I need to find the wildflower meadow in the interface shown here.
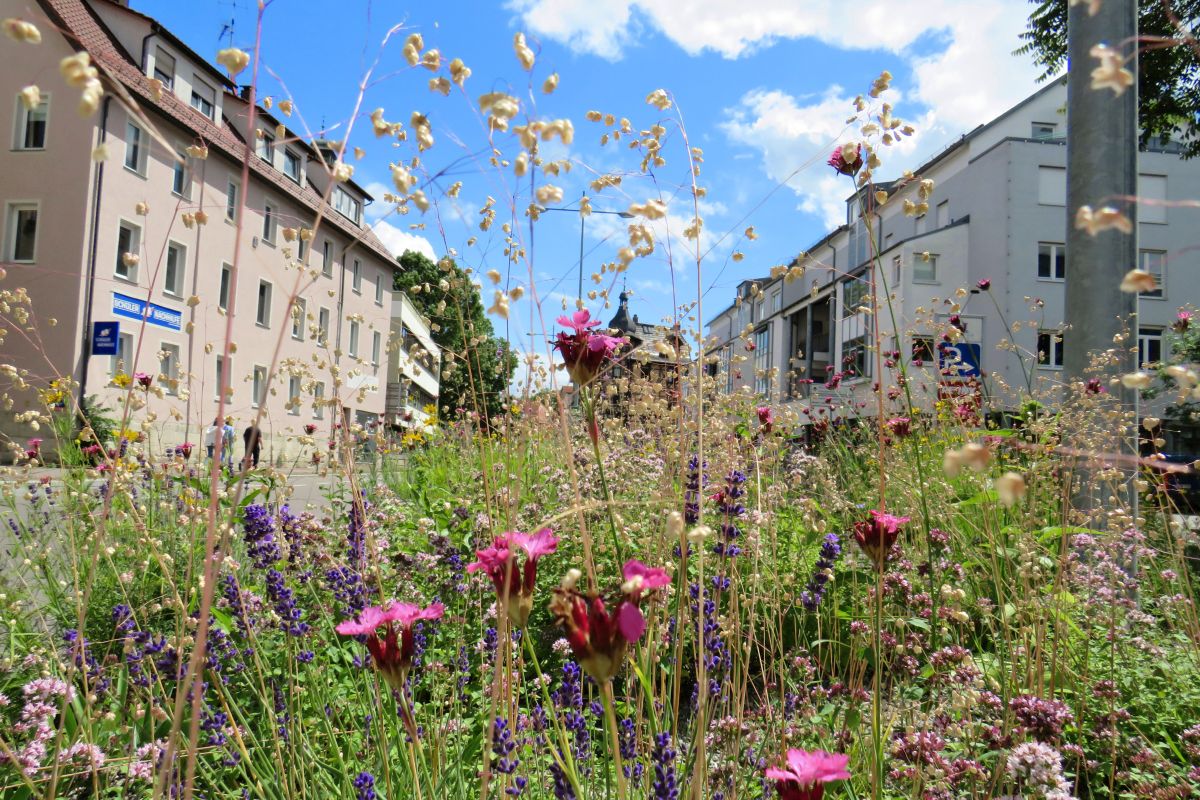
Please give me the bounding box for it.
[2,4,1200,800]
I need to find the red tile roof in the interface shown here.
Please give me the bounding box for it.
[37,0,399,266]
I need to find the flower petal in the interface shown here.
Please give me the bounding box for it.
[615,601,646,642]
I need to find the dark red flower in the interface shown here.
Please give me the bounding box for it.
[853,510,910,571]
[757,405,774,434]
[467,529,558,627]
[551,309,626,385]
[336,602,444,691]
[977,279,991,291]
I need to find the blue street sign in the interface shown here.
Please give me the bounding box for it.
[111,292,182,331]
[92,321,119,356]
[939,342,981,377]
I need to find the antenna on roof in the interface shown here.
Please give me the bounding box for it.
[218,18,235,47]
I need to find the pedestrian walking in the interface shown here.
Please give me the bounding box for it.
[221,417,235,469]
[243,424,262,469]
[204,418,218,460]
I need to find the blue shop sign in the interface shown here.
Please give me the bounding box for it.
[112,292,182,331]
[92,321,119,355]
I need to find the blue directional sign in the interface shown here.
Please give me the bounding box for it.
[111,292,182,331]
[939,342,981,377]
[92,321,119,356]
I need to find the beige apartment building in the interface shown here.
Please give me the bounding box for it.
[0,0,401,463]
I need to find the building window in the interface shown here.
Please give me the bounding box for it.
[226,180,240,221]
[115,221,140,282]
[322,240,333,277]
[1037,242,1066,281]
[1037,166,1066,206]
[283,149,301,183]
[190,80,215,120]
[936,201,949,228]
[258,131,274,163]
[153,47,175,87]
[1139,174,1167,224]
[112,331,134,376]
[842,275,869,316]
[318,307,330,342]
[313,381,325,419]
[770,290,780,315]
[219,263,232,311]
[125,120,147,174]
[911,336,935,364]
[1037,330,1064,369]
[4,202,38,263]
[256,280,272,327]
[291,297,306,339]
[262,201,276,243]
[371,331,381,365]
[1032,122,1057,140]
[913,253,938,283]
[252,365,267,408]
[214,354,228,399]
[892,254,902,286]
[333,187,361,224]
[159,342,180,393]
[844,335,869,379]
[1138,327,1163,367]
[287,375,301,414]
[352,259,362,293]
[171,149,190,198]
[375,273,384,305]
[753,327,771,395]
[15,94,48,150]
[349,320,360,358]
[164,240,186,296]
[1138,249,1165,298]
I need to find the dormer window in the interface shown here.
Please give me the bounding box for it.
[333,186,361,225]
[190,79,215,120]
[1032,122,1057,140]
[153,47,175,88]
[258,131,275,163]
[283,148,301,183]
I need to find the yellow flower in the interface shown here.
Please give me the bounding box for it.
[113,373,132,388]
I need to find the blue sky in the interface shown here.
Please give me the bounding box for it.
[135,0,1043,384]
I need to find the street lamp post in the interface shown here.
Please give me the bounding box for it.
[536,191,634,307]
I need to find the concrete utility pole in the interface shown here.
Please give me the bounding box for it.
[1064,0,1139,511]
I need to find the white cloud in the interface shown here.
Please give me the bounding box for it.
[512,0,1043,225]
[372,220,437,261]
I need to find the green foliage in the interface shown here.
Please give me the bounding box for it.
[393,250,517,425]
[1019,0,1200,156]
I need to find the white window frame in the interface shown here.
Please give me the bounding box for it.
[153,47,175,88]
[313,381,325,419]
[1037,242,1066,282]
[4,201,39,263]
[333,186,361,224]
[112,331,134,377]
[226,180,240,221]
[159,342,180,394]
[164,240,186,297]
[1139,249,1166,299]
[124,119,148,176]
[843,334,871,379]
[115,219,141,283]
[258,131,275,164]
[219,263,233,311]
[1037,166,1066,206]
[321,240,333,278]
[936,200,949,228]
[913,253,938,284]
[753,326,771,395]
[287,375,301,414]
[348,320,360,358]
[291,297,306,340]
[171,146,190,199]
[214,354,229,399]
[352,258,362,293]
[1031,122,1057,140]
[375,272,384,305]
[262,199,277,244]
[190,79,216,120]
[1037,330,1064,370]
[283,148,301,183]
[371,330,381,366]
[13,93,48,151]
[318,307,330,342]
[1138,326,1164,368]
[256,280,273,327]
[1138,174,1168,224]
[251,365,268,408]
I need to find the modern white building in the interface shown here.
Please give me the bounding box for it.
[707,77,1197,442]
[0,0,405,462]
[386,292,441,430]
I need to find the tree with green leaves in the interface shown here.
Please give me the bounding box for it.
[393,250,517,425]
[1019,0,1200,156]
